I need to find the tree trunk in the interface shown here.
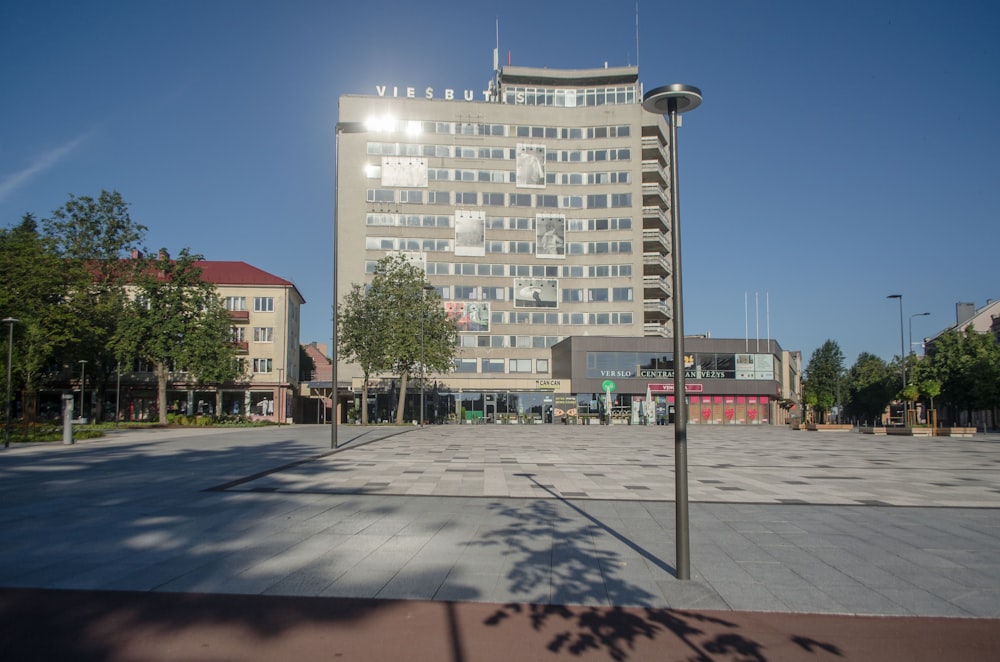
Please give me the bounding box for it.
[156,362,169,425]
[394,370,409,425]
[361,377,369,426]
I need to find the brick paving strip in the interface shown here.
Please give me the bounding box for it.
[2,587,998,661]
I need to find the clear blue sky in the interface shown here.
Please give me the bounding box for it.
[2,1,998,367]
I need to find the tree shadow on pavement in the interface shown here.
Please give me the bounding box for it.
[476,476,843,661]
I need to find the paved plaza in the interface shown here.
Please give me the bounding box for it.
[1,423,999,659]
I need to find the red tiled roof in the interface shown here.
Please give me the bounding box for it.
[301,343,332,382]
[194,261,305,303]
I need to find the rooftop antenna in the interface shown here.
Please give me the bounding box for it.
[635,1,640,69]
[489,18,500,102]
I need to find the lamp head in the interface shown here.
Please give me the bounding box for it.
[642,84,703,115]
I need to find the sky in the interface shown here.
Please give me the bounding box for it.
[2,0,998,367]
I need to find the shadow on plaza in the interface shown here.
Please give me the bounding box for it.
[473,475,843,661]
[0,433,843,661]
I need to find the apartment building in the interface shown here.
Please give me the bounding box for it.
[54,260,305,423]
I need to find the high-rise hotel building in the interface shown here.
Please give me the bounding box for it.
[336,65,800,424]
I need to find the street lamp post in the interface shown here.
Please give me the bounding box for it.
[887,295,905,425]
[78,360,88,423]
[332,120,370,448]
[3,317,18,449]
[909,312,930,357]
[420,284,435,427]
[276,367,284,427]
[643,83,703,581]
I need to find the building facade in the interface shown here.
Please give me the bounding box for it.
[47,260,305,424]
[335,65,798,424]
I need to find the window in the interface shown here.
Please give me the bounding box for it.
[224,296,246,311]
[454,286,476,300]
[483,359,505,373]
[253,327,273,343]
[536,359,549,373]
[253,358,272,373]
[454,359,478,373]
[510,358,532,373]
[254,297,274,312]
[587,194,608,209]
[230,327,245,342]
[613,287,633,302]
[588,288,609,302]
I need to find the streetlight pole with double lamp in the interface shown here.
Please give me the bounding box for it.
[78,360,88,422]
[276,367,284,427]
[3,317,18,449]
[420,284,435,427]
[332,120,371,448]
[909,312,930,357]
[642,83,703,581]
[886,295,905,425]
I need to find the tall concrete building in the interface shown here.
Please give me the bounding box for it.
[335,64,797,424]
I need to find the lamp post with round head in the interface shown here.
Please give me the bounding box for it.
[642,83,702,580]
[3,317,18,449]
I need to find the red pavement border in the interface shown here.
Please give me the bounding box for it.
[1,588,997,661]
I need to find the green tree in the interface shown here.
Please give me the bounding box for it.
[0,215,88,420]
[925,326,1000,425]
[919,379,942,422]
[802,339,844,423]
[112,249,243,424]
[42,190,149,420]
[338,282,388,426]
[343,254,458,425]
[843,352,894,424]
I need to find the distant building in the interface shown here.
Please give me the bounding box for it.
[924,299,1000,430]
[335,63,800,424]
[925,300,1000,346]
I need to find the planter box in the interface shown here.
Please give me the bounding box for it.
[858,427,887,435]
[935,427,977,437]
[807,424,854,431]
[886,427,934,436]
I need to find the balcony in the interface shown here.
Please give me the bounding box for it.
[232,341,249,353]
[642,206,670,231]
[228,310,250,322]
[643,298,672,321]
[643,322,671,338]
[641,159,668,186]
[642,252,671,277]
[642,183,669,209]
[642,229,669,254]
[643,275,671,298]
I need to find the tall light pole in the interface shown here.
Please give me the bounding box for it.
[78,360,88,422]
[276,367,284,427]
[909,312,930,357]
[332,120,370,448]
[3,317,18,449]
[643,83,702,581]
[887,295,905,425]
[420,284,435,427]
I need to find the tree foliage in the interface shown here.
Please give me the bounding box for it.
[0,215,88,418]
[924,326,1000,422]
[338,254,458,425]
[112,249,243,424]
[802,340,844,422]
[42,190,149,419]
[842,352,894,423]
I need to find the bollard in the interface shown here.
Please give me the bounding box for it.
[62,393,74,445]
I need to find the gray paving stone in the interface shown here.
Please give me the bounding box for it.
[1,424,998,618]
